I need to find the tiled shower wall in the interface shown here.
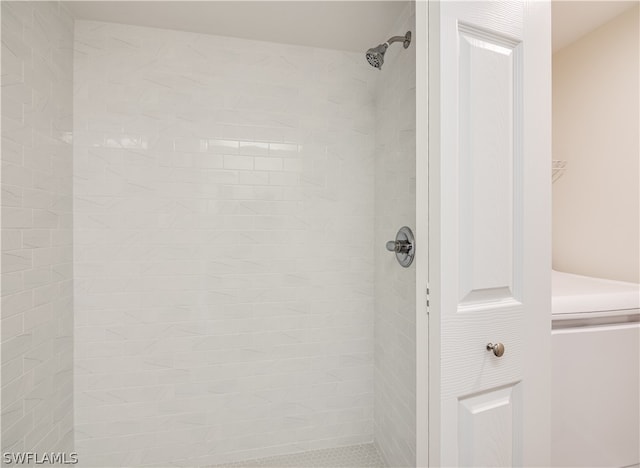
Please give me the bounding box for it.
[373,4,417,467]
[73,21,376,466]
[1,0,74,455]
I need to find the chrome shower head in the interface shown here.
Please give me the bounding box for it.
[366,43,388,69]
[365,31,412,70]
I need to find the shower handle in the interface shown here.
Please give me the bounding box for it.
[386,240,411,253]
[385,226,415,267]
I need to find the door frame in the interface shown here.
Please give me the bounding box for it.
[415,1,430,467]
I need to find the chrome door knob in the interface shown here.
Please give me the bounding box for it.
[486,342,505,357]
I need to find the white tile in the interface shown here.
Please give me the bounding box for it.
[254,157,282,172]
[1,184,22,207]
[239,141,269,156]
[2,230,22,251]
[269,172,299,186]
[208,139,239,154]
[223,154,254,171]
[373,6,417,468]
[1,250,33,273]
[2,208,33,229]
[22,230,51,248]
[72,18,379,466]
[1,0,74,456]
[238,171,269,186]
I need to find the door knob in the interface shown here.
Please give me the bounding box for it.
[486,342,505,357]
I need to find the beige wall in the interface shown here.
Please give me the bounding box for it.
[553,5,639,283]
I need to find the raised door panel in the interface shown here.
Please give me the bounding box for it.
[458,383,522,467]
[458,24,522,307]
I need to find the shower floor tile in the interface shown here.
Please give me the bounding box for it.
[213,443,385,468]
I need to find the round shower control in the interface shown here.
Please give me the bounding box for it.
[385,226,415,268]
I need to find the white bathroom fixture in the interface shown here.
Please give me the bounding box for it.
[551,270,640,467]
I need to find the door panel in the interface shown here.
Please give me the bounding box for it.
[458,383,521,467]
[429,2,551,466]
[458,24,521,305]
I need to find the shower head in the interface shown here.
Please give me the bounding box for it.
[366,43,388,69]
[365,31,411,70]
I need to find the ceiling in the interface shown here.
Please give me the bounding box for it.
[552,0,638,52]
[64,1,408,53]
[64,0,638,54]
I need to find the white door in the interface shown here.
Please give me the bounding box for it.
[428,1,552,466]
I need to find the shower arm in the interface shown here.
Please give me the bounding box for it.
[386,32,412,49]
